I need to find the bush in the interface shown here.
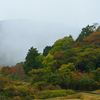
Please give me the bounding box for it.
[71,76,95,90]
[12,96,21,100]
[0,95,5,100]
[66,89,75,94]
[0,77,5,90]
[92,81,100,90]
[42,84,61,90]
[4,86,15,98]
[33,81,46,91]
[0,77,13,91]
[21,96,32,100]
[7,74,15,80]
[18,87,27,97]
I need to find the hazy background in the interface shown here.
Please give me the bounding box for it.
[0,0,100,66]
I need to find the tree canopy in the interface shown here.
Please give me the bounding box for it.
[49,36,74,55]
[23,47,40,75]
[76,24,95,42]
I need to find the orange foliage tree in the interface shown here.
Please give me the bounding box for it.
[71,32,100,48]
[1,66,25,76]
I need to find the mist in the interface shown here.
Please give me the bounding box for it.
[0,19,80,66]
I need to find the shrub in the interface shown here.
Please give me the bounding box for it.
[18,87,27,97]
[80,76,95,90]
[66,89,75,94]
[7,74,15,80]
[0,77,6,90]
[71,76,95,90]
[42,84,61,90]
[12,96,21,100]
[0,77,13,91]
[33,81,46,91]
[21,96,32,100]
[4,86,15,98]
[92,81,100,90]
[0,95,5,100]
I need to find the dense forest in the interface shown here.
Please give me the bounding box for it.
[0,23,100,99]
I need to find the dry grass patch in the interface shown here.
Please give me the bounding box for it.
[41,92,100,100]
[65,92,100,100]
[91,89,100,93]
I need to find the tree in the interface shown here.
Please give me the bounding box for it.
[83,32,100,45]
[72,32,100,48]
[42,53,57,72]
[43,46,53,57]
[49,37,74,55]
[58,63,75,89]
[35,55,44,68]
[28,68,49,84]
[68,35,73,38]
[97,26,100,32]
[92,68,100,82]
[59,63,75,74]
[23,47,40,75]
[76,25,95,42]
[15,62,24,67]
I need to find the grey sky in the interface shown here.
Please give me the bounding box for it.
[0,0,100,28]
[0,0,100,66]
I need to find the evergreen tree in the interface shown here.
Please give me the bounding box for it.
[23,47,40,75]
[43,46,53,56]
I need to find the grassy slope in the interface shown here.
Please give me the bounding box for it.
[34,91,100,100]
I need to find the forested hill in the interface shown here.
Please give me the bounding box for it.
[21,24,100,76]
[1,24,100,99]
[20,23,100,92]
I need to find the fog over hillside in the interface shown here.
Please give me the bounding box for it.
[0,19,80,66]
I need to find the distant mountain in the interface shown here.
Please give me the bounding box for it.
[0,19,80,66]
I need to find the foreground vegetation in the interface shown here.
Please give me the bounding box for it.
[0,76,75,99]
[0,23,100,99]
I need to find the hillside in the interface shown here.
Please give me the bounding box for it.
[0,24,100,99]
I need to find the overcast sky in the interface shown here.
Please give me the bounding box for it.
[0,0,100,29]
[0,0,100,66]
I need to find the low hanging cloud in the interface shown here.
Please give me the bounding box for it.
[0,19,80,66]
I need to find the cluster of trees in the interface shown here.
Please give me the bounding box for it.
[0,65,28,81]
[1,23,100,91]
[20,23,100,90]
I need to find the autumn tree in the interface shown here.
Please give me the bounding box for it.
[1,66,10,76]
[76,24,95,42]
[53,51,64,69]
[72,31,100,48]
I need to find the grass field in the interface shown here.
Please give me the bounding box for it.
[34,91,100,100]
